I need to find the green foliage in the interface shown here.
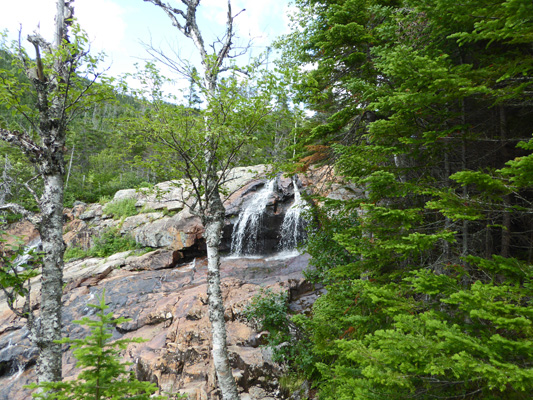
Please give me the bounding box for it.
[64,246,90,262]
[64,228,145,261]
[244,289,315,373]
[89,229,144,258]
[118,61,280,202]
[278,0,533,398]
[245,288,289,334]
[27,291,164,399]
[0,232,40,314]
[313,264,533,400]
[244,288,296,365]
[98,195,112,205]
[103,198,139,219]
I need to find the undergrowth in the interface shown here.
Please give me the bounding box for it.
[64,228,147,261]
[244,288,315,388]
[103,198,138,219]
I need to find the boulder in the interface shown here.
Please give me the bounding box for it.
[63,219,93,249]
[0,220,39,250]
[133,214,204,253]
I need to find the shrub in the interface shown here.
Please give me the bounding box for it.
[90,228,141,258]
[64,228,146,261]
[103,198,138,219]
[98,195,112,205]
[64,246,88,261]
[244,288,289,333]
[244,288,316,385]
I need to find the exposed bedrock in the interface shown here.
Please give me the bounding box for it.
[0,165,356,399]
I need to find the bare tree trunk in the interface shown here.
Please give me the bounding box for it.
[37,172,65,383]
[442,149,452,267]
[34,0,69,381]
[204,189,240,400]
[143,2,243,397]
[65,144,75,190]
[461,100,469,256]
[0,0,78,384]
[203,77,240,400]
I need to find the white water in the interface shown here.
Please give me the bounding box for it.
[278,182,309,252]
[230,180,275,256]
[12,237,41,272]
[266,249,301,261]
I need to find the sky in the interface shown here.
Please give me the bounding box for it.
[0,0,292,84]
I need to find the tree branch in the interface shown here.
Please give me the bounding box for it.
[0,203,41,225]
[0,128,43,161]
[24,175,42,206]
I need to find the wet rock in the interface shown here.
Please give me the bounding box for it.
[0,164,357,399]
[0,250,318,399]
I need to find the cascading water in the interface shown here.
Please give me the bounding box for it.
[230,180,275,256]
[278,181,309,252]
[12,237,42,272]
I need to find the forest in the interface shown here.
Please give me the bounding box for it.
[1,0,532,399]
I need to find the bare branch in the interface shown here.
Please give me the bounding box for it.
[141,38,194,80]
[27,33,52,55]
[0,203,41,225]
[0,128,43,161]
[24,175,42,206]
[212,0,234,78]
[144,0,208,70]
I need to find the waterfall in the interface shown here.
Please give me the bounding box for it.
[13,237,42,272]
[230,180,275,256]
[279,182,309,252]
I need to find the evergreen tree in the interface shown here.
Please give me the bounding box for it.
[279,0,533,398]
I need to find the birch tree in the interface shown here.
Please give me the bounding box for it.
[140,1,271,398]
[0,0,111,384]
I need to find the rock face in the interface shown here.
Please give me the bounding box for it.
[0,165,354,399]
[0,251,314,400]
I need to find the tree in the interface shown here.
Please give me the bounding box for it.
[29,291,163,400]
[134,1,275,398]
[278,0,533,398]
[0,0,112,384]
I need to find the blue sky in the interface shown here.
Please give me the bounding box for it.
[0,0,292,81]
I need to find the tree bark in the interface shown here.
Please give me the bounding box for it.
[203,75,240,400]
[499,105,511,257]
[144,2,242,397]
[204,189,240,400]
[31,0,71,382]
[36,172,65,383]
[461,100,469,256]
[0,0,74,384]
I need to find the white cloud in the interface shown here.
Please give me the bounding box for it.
[0,0,56,41]
[0,0,288,81]
[76,0,127,54]
[0,0,126,55]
